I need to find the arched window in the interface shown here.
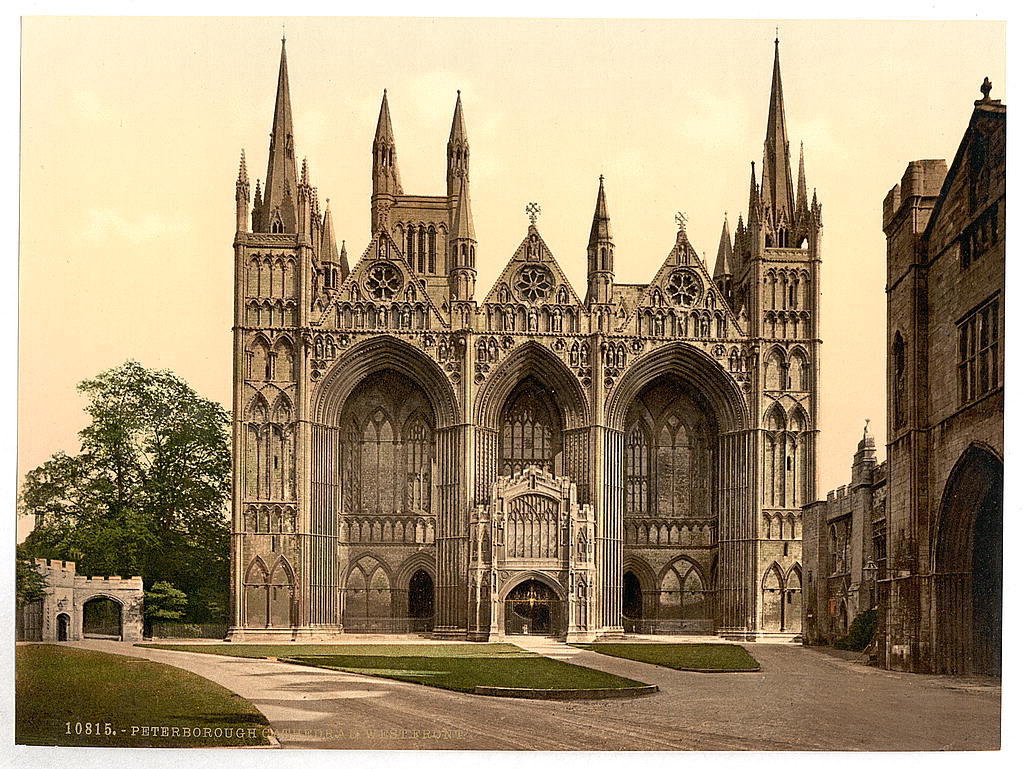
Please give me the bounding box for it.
[893,332,907,429]
[499,377,562,476]
[659,559,709,621]
[624,424,650,514]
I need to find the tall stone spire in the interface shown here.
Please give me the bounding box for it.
[371,89,402,232]
[586,175,614,305]
[447,91,469,198]
[260,37,299,233]
[760,37,796,233]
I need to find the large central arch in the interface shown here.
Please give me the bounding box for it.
[473,341,590,506]
[474,340,589,431]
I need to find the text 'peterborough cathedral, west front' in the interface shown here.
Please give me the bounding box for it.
[230,38,821,641]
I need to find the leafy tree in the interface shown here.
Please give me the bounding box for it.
[19,361,231,623]
[15,546,48,606]
[835,609,878,652]
[144,581,188,623]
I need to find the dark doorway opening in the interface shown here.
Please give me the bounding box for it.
[408,569,435,632]
[56,612,70,641]
[82,597,122,640]
[623,571,643,631]
[971,469,1002,676]
[505,579,561,636]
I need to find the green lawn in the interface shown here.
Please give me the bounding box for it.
[16,645,271,747]
[140,642,649,693]
[573,643,760,671]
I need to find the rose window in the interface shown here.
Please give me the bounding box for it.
[365,262,402,300]
[515,265,554,303]
[665,269,702,307]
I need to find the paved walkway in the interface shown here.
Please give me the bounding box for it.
[69,637,1000,751]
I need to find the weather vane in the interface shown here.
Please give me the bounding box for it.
[526,202,541,226]
[675,211,688,231]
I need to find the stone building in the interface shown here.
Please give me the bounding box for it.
[15,559,144,642]
[228,38,821,641]
[878,80,1004,675]
[802,424,887,646]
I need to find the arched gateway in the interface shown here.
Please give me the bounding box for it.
[228,39,819,642]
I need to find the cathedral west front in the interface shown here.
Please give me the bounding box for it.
[229,37,821,642]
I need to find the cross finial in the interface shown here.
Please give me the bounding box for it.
[526,202,541,226]
[675,211,688,231]
[282,23,286,43]
[775,26,779,45]
[864,418,871,437]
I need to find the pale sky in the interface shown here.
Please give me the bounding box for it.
[18,17,1005,539]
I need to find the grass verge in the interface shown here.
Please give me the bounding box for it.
[16,644,271,747]
[139,642,649,693]
[572,643,760,671]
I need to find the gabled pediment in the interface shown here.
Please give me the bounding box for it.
[311,228,448,329]
[615,229,744,337]
[482,225,584,308]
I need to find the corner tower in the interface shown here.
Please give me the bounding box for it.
[723,37,821,638]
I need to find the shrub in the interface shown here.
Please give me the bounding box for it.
[834,609,878,651]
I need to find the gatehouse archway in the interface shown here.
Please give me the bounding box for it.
[56,612,70,641]
[82,596,122,640]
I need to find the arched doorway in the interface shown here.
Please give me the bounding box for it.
[623,571,643,621]
[82,597,122,640]
[505,579,562,636]
[935,446,1002,676]
[408,569,435,632]
[56,613,70,641]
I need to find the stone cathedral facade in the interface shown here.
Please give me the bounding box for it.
[228,38,821,642]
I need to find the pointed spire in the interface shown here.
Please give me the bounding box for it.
[447,91,470,198]
[261,37,299,232]
[300,156,310,187]
[374,88,396,145]
[237,149,249,186]
[761,37,796,225]
[372,89,402,202]
[588,175,613,248]
[747,161,761,224]
[449,90,467,145]
[339,239,350,280]
[796,141,808,213]
[714,213,733,278]
[451,172,476,241]
[320,199,339,263]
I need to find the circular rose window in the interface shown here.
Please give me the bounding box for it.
[665,269,703,307]
[365,262,402,300]
[515,265,554,303]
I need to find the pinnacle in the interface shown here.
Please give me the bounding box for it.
[714,214,733,278]
[375,89,395,145]
[588,175,612,247]
[451,173,476,241]
[449,90,468,145]
[237,149,248,184]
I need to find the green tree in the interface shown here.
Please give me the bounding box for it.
[144,580,188,622]
[15,546,48,606]
[19,361,231,623]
